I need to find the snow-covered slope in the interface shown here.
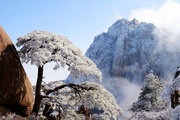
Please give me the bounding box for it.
[86,18,179,83]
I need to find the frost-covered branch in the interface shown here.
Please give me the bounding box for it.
[45,83,94,96]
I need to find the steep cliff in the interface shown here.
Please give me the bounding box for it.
[86,18,179,83]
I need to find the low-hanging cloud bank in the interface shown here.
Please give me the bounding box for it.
[101,77,141,110]
[118,78,141,109]
[130,0,180,31]
[129,0,180,52]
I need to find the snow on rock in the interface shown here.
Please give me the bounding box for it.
[172,78,180,91]
[172,105,180,120]
[84,18,180,111]
[16,30,102,82]
[86,18,179,83]
[162,79,180,106]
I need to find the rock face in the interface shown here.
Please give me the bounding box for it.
[0,26,34,116]
[86,18,179,83]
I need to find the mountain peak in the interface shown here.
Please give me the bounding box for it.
[86,18,178,83]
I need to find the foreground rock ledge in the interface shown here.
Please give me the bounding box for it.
[0,26,34,116]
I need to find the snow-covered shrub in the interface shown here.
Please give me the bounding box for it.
[131,70,166,112]
[129,109,171,120]
[77,82,123,120]
[40,81,123,120]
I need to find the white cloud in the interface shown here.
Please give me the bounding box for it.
[129,0,180,52]
[119,79,141,109]
[106,77,141,109]
[130,0,180,34]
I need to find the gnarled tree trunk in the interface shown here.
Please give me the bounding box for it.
[32,66,44,115]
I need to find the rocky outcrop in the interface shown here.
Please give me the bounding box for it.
[86,18,179,83]
[0,26,34,116]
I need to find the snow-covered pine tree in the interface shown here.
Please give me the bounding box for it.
[131,70,166,112]
[16,30,102,115]
[16,30,102,81]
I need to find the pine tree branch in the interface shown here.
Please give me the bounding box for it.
[45,83,94,96]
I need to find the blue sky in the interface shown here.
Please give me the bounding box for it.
[1,0,179,84]
[1,0,166,52]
